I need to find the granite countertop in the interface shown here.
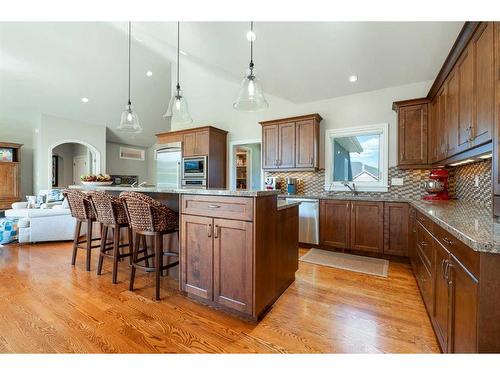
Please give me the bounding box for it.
[278,193,408,202]
[276,200,301,211]
[70,185,280,197]
[408,200,499,253]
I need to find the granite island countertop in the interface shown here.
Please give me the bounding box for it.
[70,185,280,197]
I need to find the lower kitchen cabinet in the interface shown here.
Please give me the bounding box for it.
[319,199,350,248]
[350,201,384,253]
[213,218,253,314]
[433,240,451,352]
[384,202,409,256]
[408,207,417,271]
[448,254,478,353]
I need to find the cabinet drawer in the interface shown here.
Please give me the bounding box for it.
[181,195,254,221]
[416,221,433,267]
[415,245,434,312]
[434,224,479,278]
[416,211,434,233]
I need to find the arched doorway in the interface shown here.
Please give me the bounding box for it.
[48,140,101,188]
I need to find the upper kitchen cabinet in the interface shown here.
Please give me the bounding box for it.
[392,98,429,168]
[260,114,322,171]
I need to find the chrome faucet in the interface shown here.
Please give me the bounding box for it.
[138,181,148,187]
[343,181,358,195]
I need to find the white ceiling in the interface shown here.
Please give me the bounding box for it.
[0,22,463,147]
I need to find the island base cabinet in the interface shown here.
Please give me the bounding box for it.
[213,219,253,315]
[180,215,214,300]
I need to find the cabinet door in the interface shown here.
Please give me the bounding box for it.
[472,22,494,147]
[436,86,447,161]
[350,201,384,253]
[433,241,451,353]
[458,45,474,152]
[428,98,438,163]
[408,207,418,273]
[213,219,253,314]
[446,69,460,157]
[180,214,214,300]
[383,202,408,256]
[398,104,428,165]
[319,199,350,248]
[278,122,296,168]
[195,130,209,155]
[262,125,279,169]
[0,163,19,200]
[449,256,478,353]
[182,133,197,157]
[295,120,317,168]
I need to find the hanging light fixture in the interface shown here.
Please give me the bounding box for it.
[233,21,269,112]
[117,21,143,133]
[164,21,192,125]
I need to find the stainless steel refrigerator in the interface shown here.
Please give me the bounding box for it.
[156,142,182,188]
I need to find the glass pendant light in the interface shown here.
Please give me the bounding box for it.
[117,21,143,133]
[233,21,269,112]
[164,22,193,125]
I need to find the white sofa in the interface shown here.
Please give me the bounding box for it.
[5,202,76,243]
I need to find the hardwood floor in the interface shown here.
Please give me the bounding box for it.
[0,243,440,353]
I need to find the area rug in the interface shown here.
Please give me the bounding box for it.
[300,248,389,277]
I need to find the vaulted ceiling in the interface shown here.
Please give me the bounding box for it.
[0,21,464,147]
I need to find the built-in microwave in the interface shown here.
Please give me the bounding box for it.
[181,179,207,189]
[182,156,207,179]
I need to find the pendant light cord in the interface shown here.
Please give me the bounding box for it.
[249,21,254,70]
[128,21,131,106]
[176,21,181,91]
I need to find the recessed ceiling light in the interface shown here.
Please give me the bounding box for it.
[146,71,153,77]
[348,75,358,83]
[180,49,188,56]
[246,30,256,42]
[81,97,89,103]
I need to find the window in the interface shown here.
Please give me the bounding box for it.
[325,123,388,192]
[119,146,145,161]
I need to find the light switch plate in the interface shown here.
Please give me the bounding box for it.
[391,177,404,186]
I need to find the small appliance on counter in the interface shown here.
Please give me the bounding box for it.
[286,177,298,195]
[264,176,279,190]
[422,169,449,200]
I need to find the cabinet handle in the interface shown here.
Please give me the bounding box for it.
[207,224,212,238]
[207,204,221,209]
[441,259,448,279]
[442,237,454,246]
[419,241,427,247]
[214,225,219,239]
[446,262,453,285]
[444,261,452,281]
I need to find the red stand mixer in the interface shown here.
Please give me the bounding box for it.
[423,169,449,200]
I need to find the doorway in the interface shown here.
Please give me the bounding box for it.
[51,142,97,187]
[229,139,262,191]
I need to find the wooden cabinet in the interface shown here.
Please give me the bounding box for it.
[428,98,438,163]
[319,199,350,249]
[446,68,460,157]
[384,202,409,257]
[213,218,253,314]
[156,126,228,189]
[260,114,322,171]
[408,207,418,272]
[448,255,478,353]
[394,101,429,166]
[436,86,448,162]
[472,22,494,147]
[180,214,214,300]
[457,45,474,153]
[295,119,318,169]
[433,240,451,352]
[0,142,22,210]
[350,201,384,253]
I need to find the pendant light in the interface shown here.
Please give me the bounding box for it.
[233,21,269,112]
[164,21,193,125]
[117,21,143,133]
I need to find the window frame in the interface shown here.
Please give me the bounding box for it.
[324,123,389,192]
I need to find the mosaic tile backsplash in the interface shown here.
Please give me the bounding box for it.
[265,159,492,208]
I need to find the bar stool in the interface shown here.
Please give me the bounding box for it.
[88,191,136,284]
[63,189,103,271]
[120,191,179,300]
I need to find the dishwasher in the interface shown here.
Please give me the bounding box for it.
[285,198,319,245]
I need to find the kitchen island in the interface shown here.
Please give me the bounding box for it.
[71,185,299,321]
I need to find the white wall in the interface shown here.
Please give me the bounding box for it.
[106,142,148,182]
[34,114,106,192]
[172,60,433,173]
[0,118,34,197]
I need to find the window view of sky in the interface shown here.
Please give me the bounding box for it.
[349,134,380,170]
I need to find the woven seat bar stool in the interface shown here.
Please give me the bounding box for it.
[120,191,179,300]
[88,191,138,284]
[63,189,105,271]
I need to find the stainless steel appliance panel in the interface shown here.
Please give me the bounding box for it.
[156,143,182,189]
[285,198,319,245]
